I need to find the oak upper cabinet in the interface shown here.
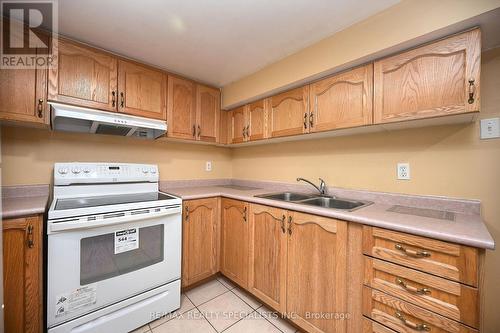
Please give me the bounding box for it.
[219,110,230,144]
[310,64,373,132]
[247,99,267,141]
[287,212,348,333]
[196,85,220,142]
[248,204,288,313]
[220,199,249,288]
[118,60,167,119]
[182,198,219,287]
[267,86,309,138]
[374,29,481,124]
[229,106,247,144]
[48,39,118,112]
[167,76,197,139]
[3,215,43,333]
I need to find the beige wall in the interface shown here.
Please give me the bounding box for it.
[0,128,233,185]
[231,48,500,331]
[222,0,500,108]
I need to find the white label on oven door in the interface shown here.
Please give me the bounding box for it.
[114,228,139,254]
[55,284,97,318]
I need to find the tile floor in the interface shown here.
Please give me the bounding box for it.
[131,276,300,333]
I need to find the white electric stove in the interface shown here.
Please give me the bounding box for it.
[47,163,182,333]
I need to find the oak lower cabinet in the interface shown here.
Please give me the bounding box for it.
[118,60,167,119]
[246,204,349,333]
[267,86,309,138]
[48,39,118,112]
[309,64,373,132]
[220,199,249,288]
[3,215,43,333]
[182,198,219,287]
[248,204,287,312]
[373,29,481,124]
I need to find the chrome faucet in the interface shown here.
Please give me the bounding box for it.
[296,177,327,195]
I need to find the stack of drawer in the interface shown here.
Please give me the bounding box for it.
[361,226,481,333]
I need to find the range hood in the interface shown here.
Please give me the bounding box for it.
[50,103,167,139]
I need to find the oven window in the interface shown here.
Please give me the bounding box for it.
[80,225,164,285]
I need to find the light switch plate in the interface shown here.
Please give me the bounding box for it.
[480,118,500,139]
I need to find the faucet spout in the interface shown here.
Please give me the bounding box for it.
[296,177,327,195]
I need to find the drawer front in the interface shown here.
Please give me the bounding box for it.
[364,257,478,328]
[362,227,478,286]
[363,318,398,333]
[362,286,477,333]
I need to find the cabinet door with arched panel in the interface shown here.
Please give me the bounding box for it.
[267,86,309,138]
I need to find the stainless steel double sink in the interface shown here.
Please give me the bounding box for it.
[255,192,372,212]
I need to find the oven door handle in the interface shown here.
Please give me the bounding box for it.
[49,206,182,233]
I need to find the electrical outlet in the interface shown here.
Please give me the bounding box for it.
[397,163,410,180]
[205,161,212,172]
[480,118,500,139]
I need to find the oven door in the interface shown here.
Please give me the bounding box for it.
[47,207,181,328]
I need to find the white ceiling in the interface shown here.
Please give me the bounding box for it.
[56,0,400,87]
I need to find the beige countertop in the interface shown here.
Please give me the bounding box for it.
[2,185,49,219]
[163,182,495,250]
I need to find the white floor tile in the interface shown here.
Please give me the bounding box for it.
[256,306,296,333]
[149,294,195,328]
[198,291,253,332]
[217,275,237,290]
[185,279,228,306]
[224,311,281,333]
[151,309,216,333]
[231,287,262,309]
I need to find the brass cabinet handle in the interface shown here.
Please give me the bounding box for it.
[37,98,44,118]
[245,125,250,138]
[303,113,308,129]
[243,206,247,222]
[280,215,286,234]
[287,215,293,235]
[395,244,430,258]
[309,112,314,127]
[242,126,246,139]
[120,92,124,108]
[396,278,431,295]
[185,206,189,221]
[192,125,196,137]
[197,125,201,138]
[27,224,34,248]
[112,91,116,107]
[468,78,476,104]
[395,312,430,331]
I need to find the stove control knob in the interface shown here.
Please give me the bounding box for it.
[142,167,149,174]
[150,167,157,174]
[72,167,81,174]
[83,167,91,174]
[58,168,68,175]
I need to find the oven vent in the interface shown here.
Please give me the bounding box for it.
[131,209,150,215]
[103,212,126,219]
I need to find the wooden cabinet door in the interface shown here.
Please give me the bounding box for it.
[118,60,167,119]
[167,76,197,139]
[196,85,220,142]
[248,204,287,312]
[220,199,249,288]
[48,39,117,112]
[3,216,43,333]
[247,99,267,141]
[182,198,219,287]
[374,29,481,124]
[219,110,230,144]
[268,86,309,138]
[310,65,373,132]
[229,106,247,143]
[287,212,348,333]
